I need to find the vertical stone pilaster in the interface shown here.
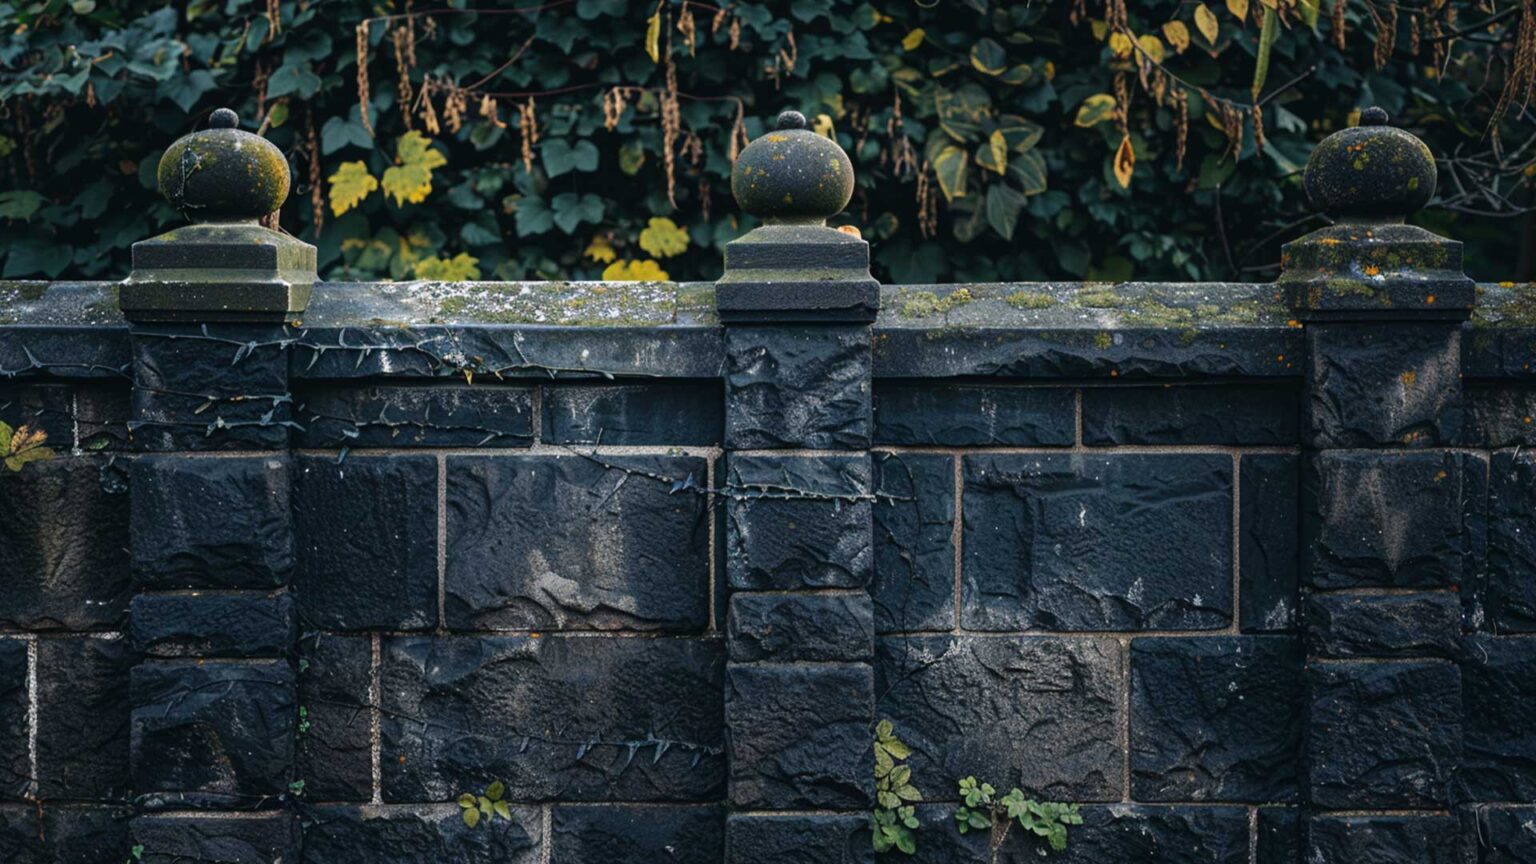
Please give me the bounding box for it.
[1281,107,1476,862]
[717,111,880,863]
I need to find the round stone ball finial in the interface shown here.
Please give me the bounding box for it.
[156,108,291,223]
[731,109,855,225]
[1303,107,1436,222]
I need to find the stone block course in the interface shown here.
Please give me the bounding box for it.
[872,382,1074,446]
[1254,807,1298,864]
[552,803,723,864]
[1458,806,1536,863]
[131,591,295,657]
[1457,635,1536,802]
[728,592,873,663]
[1082,383,1298,445]
[1483,451,1536,632]
[871,452,955,632]
[130,811,301,864]
[1238,453,1299,633]
[1465,385,1536,447]
[726,813,872,864]
[902,803,1249,863]
[724,325,871,449]
[1305,814,1457,864]
[295,383,534,448]
[1306,592,1460,658]
[542,380,723,445]
[130,326,293,451]
[726,454,872,591]
[1304,322,1463,447]
[296,634,374,802]
[302,803,543,863]
[36,635,132,801]
[726,663,873,810]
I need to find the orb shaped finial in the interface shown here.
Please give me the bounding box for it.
[1302,107,1436,222]
[730,109,854,225]
[156,108,290,223]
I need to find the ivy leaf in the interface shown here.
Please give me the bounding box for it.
[1227,0,1249,22]
[901,28,925,50]
[932,145,968,201]
[1114,135,1136,189]
[0,190,43,220]
[267,62,322,99]
[602,259,669,281]
[462,807,480,828]
[1007,149,1048,195]
[1108,32,1133,58]
[645,11,662,63]
[493,800,511,820]
[584,236,617,263]
[1137,34,1166,63]
[970,38,1006,75]
[977,129,1008,175]
[997,116,1043,152]
[157,69,216,112]
[1194,4,1220,44]
[1075,94,1118,127]
[875,745,894,778]
[618,141,646,176]
[985,183,1025,240]
[542,139,599,178]
[327,162,378,216]
[381,132,448,206]
[414,253,481,281]
[880,737,911,759]
[1253,6,1278,99]
[1163,20,1191,53]
[321,108,375,154]
[551,192,604,233]
[999,64,1033,86]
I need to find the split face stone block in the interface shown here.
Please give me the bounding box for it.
[1483,451,1536,632]
[0,641,26,800]
[130,326,292,451]
[871,452,955,632]
[726,454,872,591]
[131,455,293,589]
[542,381,723,446]
[1130,636,1303,802]
[130,660,295,808]
[724,325,871,449]
[295,383,534,448]
[130,812,301,864]
[131,591,294,657]
[962,453,1233,631]
[1308,660,1460,809]
[1255,807,1299,864]
[1305,815,1457,864]
[302,804,543,864]
[296,634,373,802]
[726,813,873,864]
[36,636,132,801]
[1458,806,1536,864]
[1082,383,1299,445]
[1305,592,1460,659]
[728,592,873,663]
[552,804,723,864]
[1238,453,1299,633]
[380,635,724,802]
[294,454,438,631]
[444,454,710,631]
[900,803,1249,863]
[1465,385,1536,447]
[0,383,74,449]
[726,663,873,810]
[1457,635,1536,802]
[1304,322,1463,448]
[0,805,129,863]
[872,382,1074,446]
[874,635,1123,802]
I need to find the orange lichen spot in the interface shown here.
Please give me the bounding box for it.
[1434,470,1448,481]
[1363,265,1381,276]
[1401,371,1417,386]
[1287,319,1303,329]
[837,225,862,238]
[1524,416,1533,425]
[1426,295,1436,304]
[1276,354,1286,362]
[1500,281,1517,288]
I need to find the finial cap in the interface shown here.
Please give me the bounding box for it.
[1303,107,1436,222]
[730,109,854,225]
[156,108,290,222]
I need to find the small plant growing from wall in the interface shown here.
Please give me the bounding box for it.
[458,780,513,827]
[872,719,923,854]
[0,422,54,471]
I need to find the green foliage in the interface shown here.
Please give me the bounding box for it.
[458,779,512,829]
[955,776,1082,856]
[0,421,55,472]
[0,0,1529,286]
[872,719,922,855]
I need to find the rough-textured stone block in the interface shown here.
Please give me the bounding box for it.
[130,660,295,808]
[296,383,534,448]
[875,636,1122,801]
[131,455,293,589]
[0,383,74,449]
[36,636,131,801]
[552,804,722,864]
[872,452,955,633]
[726,663,872,810]
[1308,661,1460,808]
[131,591,294,657]
[1130,636,1302,802]
[1458,635,1536,802]
[1459,806,1536,864]
[302,804,542,863]
[963,454,1232,631]
[445,455,710,631]
[381,635,723,802]
[726,813,872,864]
[1305,323,1462,447]
[130,326,292,451]
[294,454,438,631]
[1304,451,1480,590]
[902,803,1249,863]
[872,382,1074,446]
[0,806,43,864]
[0,457,131,630]
[1083,383,1299,445]
[76,383,133,451]
[45,805,132,862]
[0,641,26,800]
[1255,807,1298,864]
[726,454,872,591]
[296,634,373,802]
[1306,592,1459,658]
[1239,453,1299,633]
[131,812,301,864]
[542,381,723,445]
[1306,815,1456,864]
[1484,452,1536,632]
[728,592,872,663]
[725,325,871,449]
[1465,386,1536,447]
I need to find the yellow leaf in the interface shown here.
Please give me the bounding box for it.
[901,28,925,50]
[602,259,670,281]
[812,113,836,139]
[1108,32,1133,58]
[1090,19,1108,40]
[638,217,690,258]
[1298,0,1321,29]
[1163,20,1191,52]
[1253,6,1278,99]
[1227,0,1249,22]
[1194,4,1220,44]
[931,145,968,201]
[584,236,617,263]
[1114,135,1136,189]
[327,161,378,217]
[1075,93,1118,127]
[1138,34,1166,63]
[979,129,1008,175]
[645,12,662,63]
[2,422,54,472]
[381,131,447,206]
[414,253,481,281]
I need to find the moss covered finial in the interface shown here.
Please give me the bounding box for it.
[156,107,291,222]
[1302,107,1436,223]
[730,109,855,225]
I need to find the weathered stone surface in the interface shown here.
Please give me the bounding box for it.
[872,452,954,632]
[1304,323,1462,447]
[1306,815,1456,864]
[1484,452,1536,632]
[542,381,723,445]
[1302,107,1437,217]
[1239,454,1299,633]
[1458,806,1536,863]
[1130,636,1302,802]
[76,383,133,451]
[0,457,131,630]
[1308,660,1460,808]
[873,382,1074,446]
[0,382,74,447]
[1254,807,1297,864]
[728,592,872,663]
[726,813,872,864]
[724,325,871,449]
[36,636,131,801]
[1304,451,1480,590]
[131,591,294,657]
[0,641,26,800]
[0,806,44,864]
[445,455,710,631]
[381,635,723,802]
[1465,386,1536,447]
[963,454,1232,631]
[552,804,722,864]
[1083,383,1298,445]
[130,660,295,808]
[726,663,872,810]
[294,454,437,631]
[1306,592,1459,658]
[1458,635,1536,802]
[130,327,291,450]
[726,454,872,591]
[45,805,132,862]
[875,636,1123,801]
[731,110,854,222]
[296,634,373,802]
[131,455,292,589]
[296,383,534,448]
[131,812,301,864]
[903,803,1249,863]
[302,804,542,864]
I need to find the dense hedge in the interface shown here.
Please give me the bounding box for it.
[0,0,1531,284]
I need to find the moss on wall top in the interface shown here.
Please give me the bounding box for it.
[877,283,1295,332]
